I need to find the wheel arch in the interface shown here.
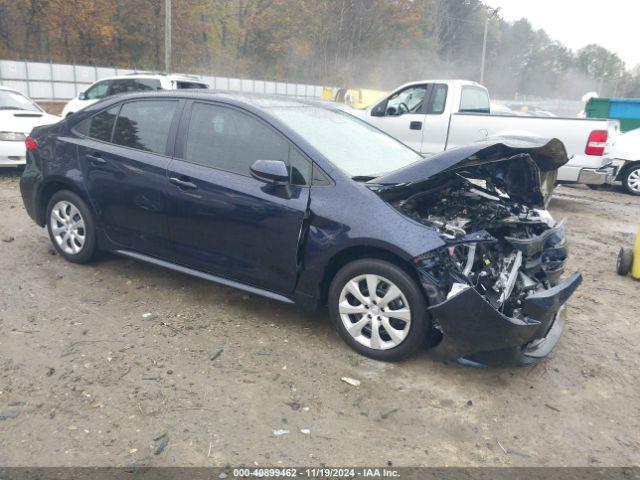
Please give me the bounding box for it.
[319,245,422,307]
[37,178,92,226]
[616,160,640,180]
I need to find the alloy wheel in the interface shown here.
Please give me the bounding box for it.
[626,167,640,194]
[338,274,412,350]
[50,200,86,255]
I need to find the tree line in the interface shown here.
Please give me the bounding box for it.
[1,0,639,99]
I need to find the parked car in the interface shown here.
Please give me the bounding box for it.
[0,86,60,168]
[612,127,640,195]
[351,80,620,187]
[61,73,208,117]
[20,91,581,365]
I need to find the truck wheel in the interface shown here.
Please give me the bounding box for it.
[622,164,640,195]
[328,259,430,361]
[616,247,633,276]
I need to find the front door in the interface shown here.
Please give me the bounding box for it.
[366,84,431,152]
[165,101,311,294]
[76,99,181,258]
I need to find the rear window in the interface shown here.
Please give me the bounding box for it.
[112,100,178,154]
[109,78,162,96]
[176,81,208,89]
[460,86,490,113]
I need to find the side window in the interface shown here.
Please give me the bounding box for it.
[311,164,331,186]
[112,100,178,154]
[459,86,490,113]
[184,102,309,184]
[289,148,311,186]
[372,85,429,117]
[428,84,447,114]
[84,81,110,100]
[73,105,119,142]
[109,78,162,96]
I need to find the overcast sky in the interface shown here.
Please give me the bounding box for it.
[485,0,640,69]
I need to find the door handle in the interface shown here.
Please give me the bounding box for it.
[86,153,106,165]
[410,121,423,130]
[169,176,198,190]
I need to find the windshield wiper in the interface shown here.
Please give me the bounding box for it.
[0,106,28,110]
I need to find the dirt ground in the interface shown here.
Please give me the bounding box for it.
[0,170,639,468]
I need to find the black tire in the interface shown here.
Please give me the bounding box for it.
[46,190,97,264]
[621,164,640,196]
[328,259,430,361]
[616,247,633,276]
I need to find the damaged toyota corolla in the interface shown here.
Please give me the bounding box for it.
[20,93,581,365]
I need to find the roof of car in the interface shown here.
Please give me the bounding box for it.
[102,89,338,109]
[92,73,208,84]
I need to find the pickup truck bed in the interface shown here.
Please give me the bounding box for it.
[447,112,620,185]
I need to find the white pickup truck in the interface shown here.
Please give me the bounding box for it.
[352,80,620,185]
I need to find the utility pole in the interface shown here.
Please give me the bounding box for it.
[165,0,171,73]
[480,7,500,84]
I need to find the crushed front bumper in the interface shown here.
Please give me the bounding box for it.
[428,271,582,366]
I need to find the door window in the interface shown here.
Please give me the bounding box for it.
[112,100,178,154]
[373,85,428,116]
[183,102,311,185]
[84,80,111,100]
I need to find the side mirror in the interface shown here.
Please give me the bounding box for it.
[79,91,87,100]
[250,160,289,185]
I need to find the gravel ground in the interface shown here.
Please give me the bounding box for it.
[0,170,639,468]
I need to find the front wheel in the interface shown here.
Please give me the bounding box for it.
[328,259,430,361]
[622,164,640,196]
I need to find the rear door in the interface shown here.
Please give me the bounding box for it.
[365,84,431,152]
[165,101,311,293]
[75,99,182,258]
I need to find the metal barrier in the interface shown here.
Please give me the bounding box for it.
[0,59,325,101]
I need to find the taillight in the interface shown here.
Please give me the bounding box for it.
[585,130,607,156]
[25,136,38,150]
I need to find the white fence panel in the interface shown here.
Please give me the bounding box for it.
[27,62,51,81]
[0,59,331,101]
[1,80,28,95]
[0,60,27,79]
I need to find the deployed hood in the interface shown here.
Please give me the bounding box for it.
[0,110,61,134]
[369,137,569,207]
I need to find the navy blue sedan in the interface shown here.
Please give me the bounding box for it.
[19,91,581,365]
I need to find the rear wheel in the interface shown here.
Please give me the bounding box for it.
[328,259,430,361]
[46,190,97,263]
[622,164,640,195]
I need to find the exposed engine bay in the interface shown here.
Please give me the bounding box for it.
[368,137,582,364]
[395,172,567,319]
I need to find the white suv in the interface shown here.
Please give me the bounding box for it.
[61,74,208,117]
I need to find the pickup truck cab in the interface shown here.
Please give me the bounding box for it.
[354,80,619,186]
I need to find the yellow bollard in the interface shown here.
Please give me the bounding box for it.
[632,226,640,280]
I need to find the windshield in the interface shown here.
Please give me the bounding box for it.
[269,106,422,177]
[0,90,41,112]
